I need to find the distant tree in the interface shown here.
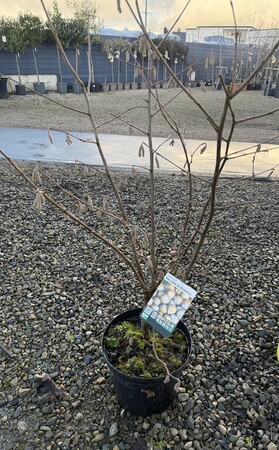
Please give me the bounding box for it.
[0,17,28,85]
[18,12,44,84]
[67,0,102,92]
[44,1,75,83]
[67,17,87,82]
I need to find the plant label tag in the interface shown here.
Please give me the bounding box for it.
[140,273,197,337]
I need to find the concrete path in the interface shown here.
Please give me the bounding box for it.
[0,128,278,177]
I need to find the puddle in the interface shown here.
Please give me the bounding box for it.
[1,127,278,177]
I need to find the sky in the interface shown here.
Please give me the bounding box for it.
[0,0,278,33]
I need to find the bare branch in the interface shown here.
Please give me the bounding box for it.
[236,107,279,125]
[0,148,148,291]
[231,39,279,98]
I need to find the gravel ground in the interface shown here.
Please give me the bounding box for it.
[0,160,278,450]
[1,88,279,144]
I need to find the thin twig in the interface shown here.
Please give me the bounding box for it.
[0,148,148,291]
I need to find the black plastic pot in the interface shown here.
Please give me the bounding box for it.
[91,82,100,93]
[33,82,46,95]
[102,308,192,417]
[0,77,9,98]
[15,84,27,96]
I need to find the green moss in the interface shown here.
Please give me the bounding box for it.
[105,336,120,348]
[105,320,188,378]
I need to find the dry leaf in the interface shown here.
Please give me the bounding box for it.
[146,256,153,273]
[33,190,45,212]
[142,232,149,249]
[197,142,207,154]
[138,143,145,157]
[137,64,143,76]
[32,167,41,183]
[87,195,94,210]
[34,373,65,397]
[77,201,85,213]
[131,225,138,243]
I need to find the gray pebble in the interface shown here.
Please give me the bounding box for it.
[178,393,189,402]
[109,422,118,437]
[184,398,195,413]
[13,407,23,418]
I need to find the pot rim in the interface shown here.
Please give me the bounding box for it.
[102,307,192,383]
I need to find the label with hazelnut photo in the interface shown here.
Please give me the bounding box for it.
[140,273,197,337]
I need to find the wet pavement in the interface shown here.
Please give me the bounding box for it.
[0,128,278,177]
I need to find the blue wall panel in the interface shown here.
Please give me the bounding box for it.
[0,40,248,86]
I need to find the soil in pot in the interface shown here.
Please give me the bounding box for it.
[102,308,192,416]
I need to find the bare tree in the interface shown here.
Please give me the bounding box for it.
[0,0,278,341]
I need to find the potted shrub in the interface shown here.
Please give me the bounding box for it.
[130,40,139,89]
[67,17,87,94]
[101,38,117,90]
[18,12,45,94]
[113,38,131,90]
[123,40,132,89]
[0,17,27,95]
[67,0,102,94]
[46,2,70,94]
[1,1,279,418]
